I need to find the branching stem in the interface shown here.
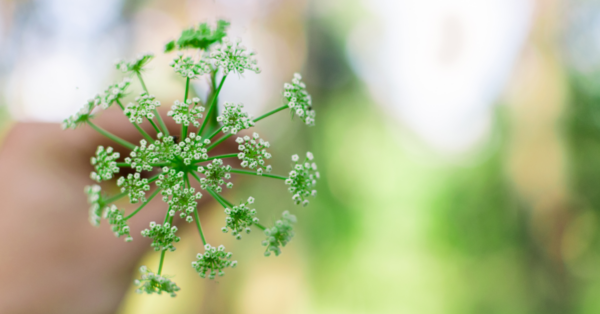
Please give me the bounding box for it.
[189,171,208,245]
[124,187,161,221]
[198,74,227,136]
[229,168,287,180]
[136,71,169,136]
[116,99,154,142]
[87,120,136,150]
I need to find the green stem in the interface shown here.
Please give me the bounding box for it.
[189,171,208,245]
[136,71,169,136]
[206,134,232,151]
[87,121,136,150]
[115,99,125,110]
[124,187,161,221]
[182,78,190,140]
[229,168,287,180]
[254,222,266,231]
[198,74,227,136]
[136,71,148,93]
[254,105,288,123]
[102,191,127,205]
[206,188,230,208]
[206,126,223,141]
[148,119,161,134]
[157,250,166,275]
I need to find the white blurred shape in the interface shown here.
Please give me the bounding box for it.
[348,0,533,153]
[6,0,122,122]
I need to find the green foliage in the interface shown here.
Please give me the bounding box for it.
[165,20,230,52]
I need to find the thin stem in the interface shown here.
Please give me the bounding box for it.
[136,72,148,93]
[206,134,232,151]
[229,168,288,180]
[198,74,227,136]
[87,121,136,150]
[206,188,230,209]
[206,126,223,141]
[182,78,190,140]
[189,171,208,245]
[254,222,266,231]
[157,250,166,275]
[148,119,161,134]
[115,99,125,110]
[102,191,127,205]
[136,71,169,136]
[124,187,161,221]
[254,105,288,123]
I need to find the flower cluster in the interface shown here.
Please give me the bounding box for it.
[192,244,237,279]
[197,159,232,193]
[221,196,258,239]
[167,98,205,127]
[116,54,154,73]
[170,54,211,79]
[85,185,104,226]
[141,221,181,252]
[125,139,160,172]
[118,173,150,203]
[217,102,254,134]
[125,93,161,124]
[104,205,132,241]
[62,98,96,129]
[156,169,185,202]
[67,21,320,297]
[236,133,272,174]
[90,146,120,182]
[285,152,319,206]
[263,211,296,257]
[210,38,260,75]
[284,73,315,126]
[168,187,202,222]
[102,78,131,108]
[134,266,180,297]
[174,133,210,165]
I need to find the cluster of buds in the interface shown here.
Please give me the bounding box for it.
[170,53,211,79]
[104,205,132,242]
[85,185,104,226]
[125,93,161,124]
[217,102,255,134]
[210,37,260,75]
[117,173,150,204]
[285,152,319,206]
[236,133,272,175]
[168,187,202,223]
[90,146,120,182]
[172,133,210,165]
[263,211,296,256]
[192,244,237,279]
[116,53,154,73]
[141,221,181,252]
[284,73,315,126]
[221,196,258,239]
[102,78,131,108]
[156,168,186,202]
[134,266,180,297]
[167,98,205,127]
[197,159,233,193]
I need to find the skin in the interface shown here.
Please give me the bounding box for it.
[0,108,231,314]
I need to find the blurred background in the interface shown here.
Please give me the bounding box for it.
[3,0,600,313]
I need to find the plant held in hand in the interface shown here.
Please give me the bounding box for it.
[63,20,319,297]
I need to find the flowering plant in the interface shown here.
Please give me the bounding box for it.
[63,20,319,296]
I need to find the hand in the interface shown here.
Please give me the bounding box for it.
[0,108,228,314]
